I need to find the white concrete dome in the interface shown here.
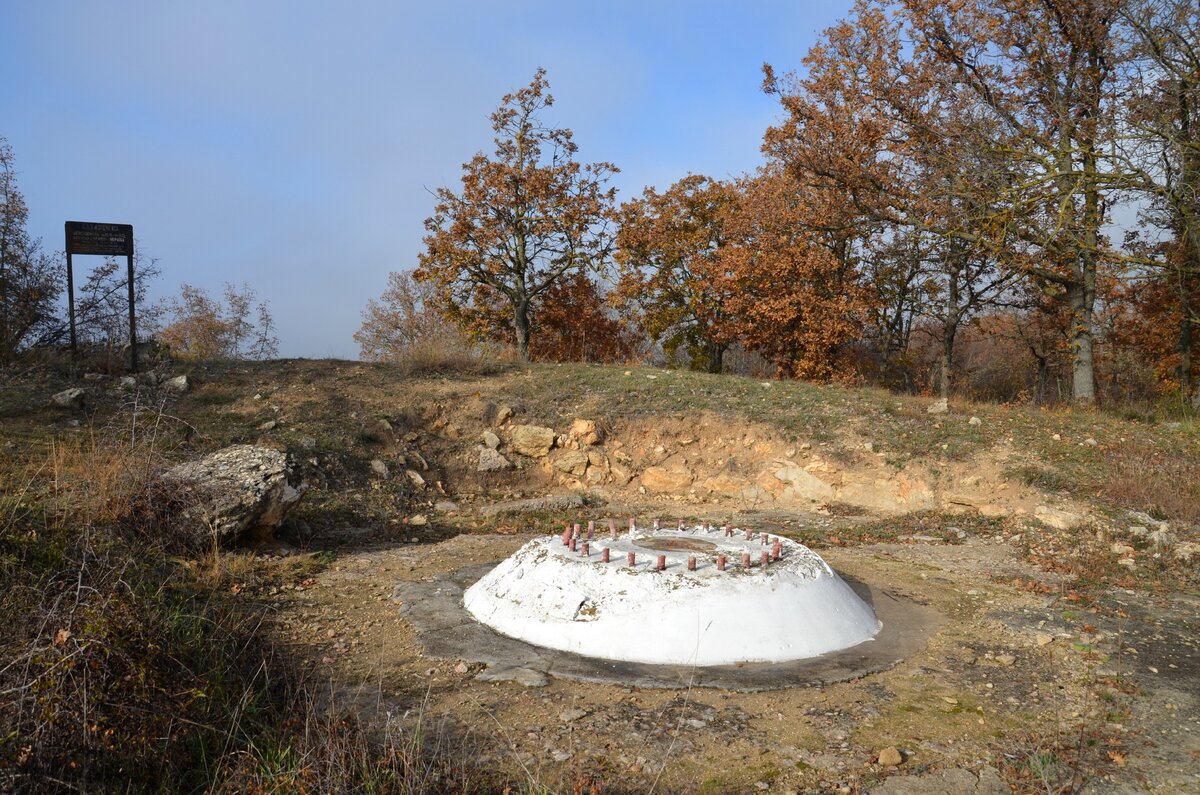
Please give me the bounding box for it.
[464,522,882,666]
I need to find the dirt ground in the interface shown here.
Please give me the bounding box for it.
[257,503,1199,794]
[7,359,1196,793]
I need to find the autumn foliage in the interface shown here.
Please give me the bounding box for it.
[359,3,1199,407]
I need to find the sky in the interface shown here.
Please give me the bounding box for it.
[2,1,853,358]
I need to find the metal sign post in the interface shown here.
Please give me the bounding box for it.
[64,221,137,372]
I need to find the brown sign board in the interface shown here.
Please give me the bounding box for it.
[65,221,134,256]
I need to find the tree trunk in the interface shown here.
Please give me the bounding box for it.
[1180,302,1193,402]
[1067,279,1097,405]
[939,322,957,400]
[513,299,531,362]
[705,340,725,374]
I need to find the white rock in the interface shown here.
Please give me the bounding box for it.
[50,388,86,409]
[162,374,189,392]
[968,416,982,426]
[162,445,305,547]
[369,459,390,478]
[926,398,949,415]
[406,469,426,488]
[481,430,501,450]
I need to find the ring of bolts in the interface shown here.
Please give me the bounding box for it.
[559,518,784,571]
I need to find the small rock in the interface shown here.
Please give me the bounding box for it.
[478,447,513,472]
[117,375,137,389]
[551,449,590,476]
[878,746,903,767]
[300,436,317,450]
[475,665,548,687]
[568,418,602,446]
[162,374,189,393]
[968,416,982,426]
[406,469,426,488]
[1148,529,1174,550]
[755,782,770,791]
[1035,505,1083,530]
[481,430,501,450]
[995,653,1016,666]
[434,500,460,512]
[493,405,513,427]
[51,388,86,409]
[1111,542,1135,555]
[1035,632,1054,647]
[559,707,587,723]
[1173,541,1200,562]
[408,514,428,526]
[1117,557,1136,569]
[510,424,557,457]
[369,459,389,478]
[550,749,572,763]
[454,662,469,674]
[926,398,949,415]
[1052,433,1061,441]
[1084,437,1098,446]
[258,419,278,431]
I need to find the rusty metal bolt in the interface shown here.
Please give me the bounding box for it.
[608,517,617,538]
[716,555,727,571]
[687,556,697,571]
[562,525,572,546]
[570,537,577,552]
[587,520,595,540]
[602,547,610,563]
[627,551,636,567]
[742,552,751,568]
[656,554,666,571]
[581,542,590,557]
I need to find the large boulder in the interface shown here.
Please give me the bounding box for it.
[163,445,305,548]
[510,425,557,457]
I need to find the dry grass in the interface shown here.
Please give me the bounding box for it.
[0,417,505,794]
[1103,442,1200,526]
[387,336,514,377]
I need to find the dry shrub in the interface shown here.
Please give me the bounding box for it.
[390,335,513,376]
[1,421,502,793]
[1103,443,1200,526]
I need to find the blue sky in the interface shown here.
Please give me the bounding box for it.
[2,1,852,358]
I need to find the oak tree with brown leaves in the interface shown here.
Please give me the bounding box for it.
[614,175,739,372]
[413,69,618,361]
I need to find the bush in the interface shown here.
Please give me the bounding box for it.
[0,424,486,793]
